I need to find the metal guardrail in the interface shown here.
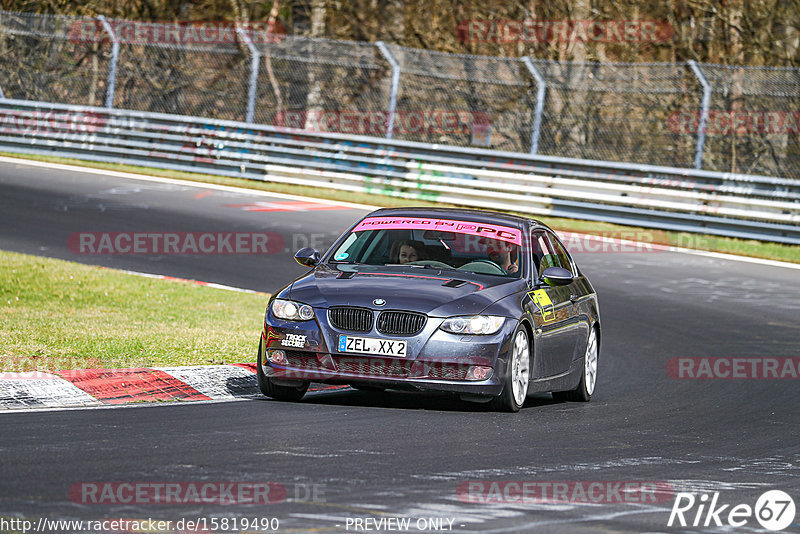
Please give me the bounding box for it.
[1,98,798,245]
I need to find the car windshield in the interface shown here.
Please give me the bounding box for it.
[329,217,523,278]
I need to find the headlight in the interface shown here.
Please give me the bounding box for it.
[440,315,505,335]
[271,299,315,321]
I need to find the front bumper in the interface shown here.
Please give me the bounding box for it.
[260,310,517,396]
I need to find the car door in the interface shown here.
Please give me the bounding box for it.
[525,230,582,378]
[546,229,592,362]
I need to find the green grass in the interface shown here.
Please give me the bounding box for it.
[0,250,268,372]
[2,151,799,263]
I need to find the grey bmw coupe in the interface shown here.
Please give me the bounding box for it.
[257,207,600,412]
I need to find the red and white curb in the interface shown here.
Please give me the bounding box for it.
[0,365,347,411]
[0,372,100,409]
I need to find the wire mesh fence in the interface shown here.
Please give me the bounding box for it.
[253,37,392,132]
[0,11,113,107]
[699,64,800,178]
[115,41,250,120]
[532,61,702,169]
[386,45,535,152]
[0,10,798,178]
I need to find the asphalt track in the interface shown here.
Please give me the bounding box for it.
[1,158,799,533]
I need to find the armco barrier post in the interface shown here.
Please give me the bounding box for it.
[523,57,547,155]
[236,26,259,123]
[376,41,400,139]
[96,15,119,109]
[688,60,711,170]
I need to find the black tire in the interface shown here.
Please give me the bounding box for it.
[256,340,309,402]
[490,323,531,412]
[553,326,598,402]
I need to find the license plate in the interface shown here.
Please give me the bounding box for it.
[338,335,407,357]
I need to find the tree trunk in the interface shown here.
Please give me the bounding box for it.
[304,0,326,130]
[263,0,284,125]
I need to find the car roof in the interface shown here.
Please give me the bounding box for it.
[366,207,548,229]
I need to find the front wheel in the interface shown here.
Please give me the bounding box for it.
[256,340,309,402]
[491,325,530,412]
[553,326,598,402]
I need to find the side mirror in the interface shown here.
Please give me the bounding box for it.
[539,266,573,287]
[294,247,321,267]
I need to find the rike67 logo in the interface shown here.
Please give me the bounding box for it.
[668,490,796,531]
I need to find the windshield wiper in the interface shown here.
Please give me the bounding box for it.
[383,263,457,272]
[421,264,463,273]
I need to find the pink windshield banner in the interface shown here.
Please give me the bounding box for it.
[352,217,523,246]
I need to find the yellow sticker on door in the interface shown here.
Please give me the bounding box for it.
[529,289,556,322]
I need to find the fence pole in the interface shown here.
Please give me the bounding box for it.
[236,26,260,123]
[523,57,547,155]
[0,9,3,98]
[96,15,119,109]
[376,41,400,139]
[688,60,711,170]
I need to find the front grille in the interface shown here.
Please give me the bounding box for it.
[334,356,410,378]
[328,307,373,332]
[377,311,427,335]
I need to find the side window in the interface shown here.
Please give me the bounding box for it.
[530,231,554,277]
[545,231,577,276]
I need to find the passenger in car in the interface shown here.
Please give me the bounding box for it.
[389,240,425,264]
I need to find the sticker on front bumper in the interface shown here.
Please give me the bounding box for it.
[338,335,407,357]
[281,333,307,348]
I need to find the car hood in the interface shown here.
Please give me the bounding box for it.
[287,264,524,317]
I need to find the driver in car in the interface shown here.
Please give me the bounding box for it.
[484,238,519,274]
